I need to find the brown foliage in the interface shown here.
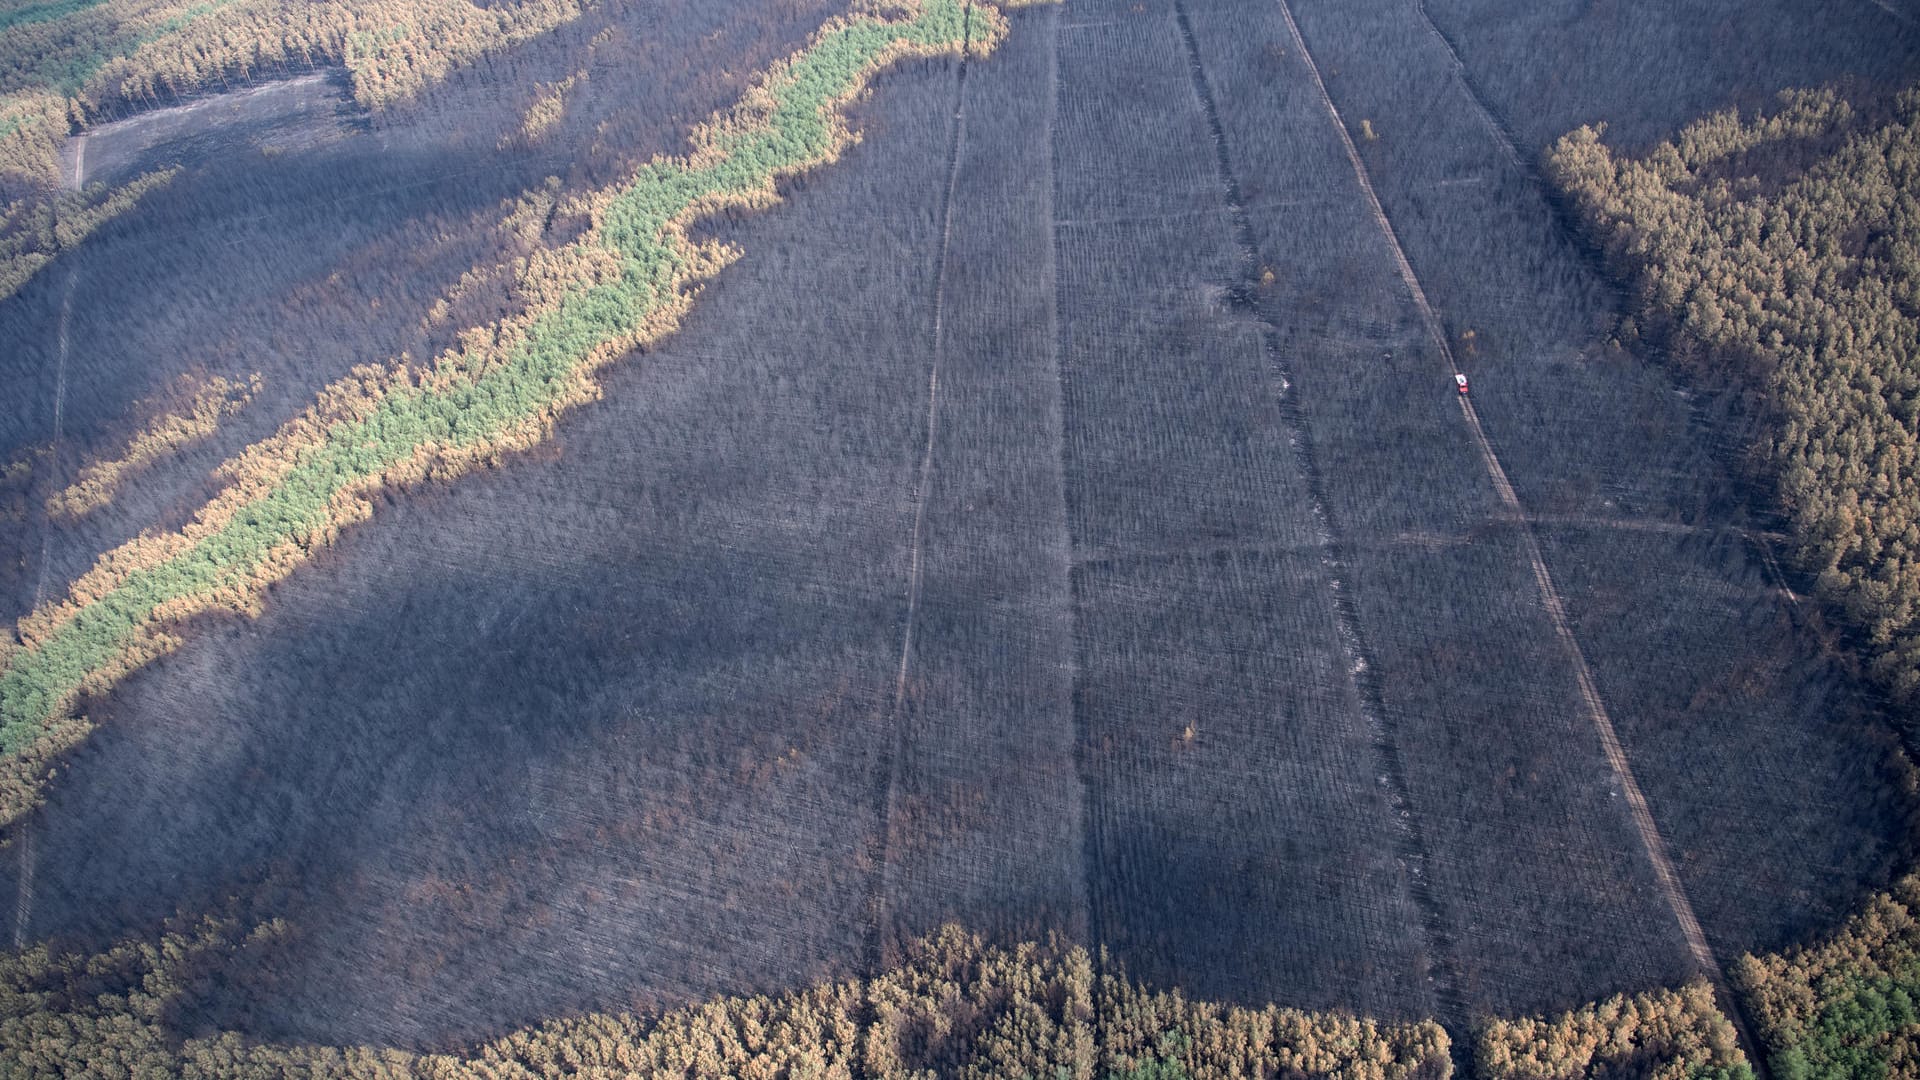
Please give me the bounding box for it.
[0,0,592,301]
[0,920,1447,1080]
[1476,981,1749,1079]
[48,371,260,520]
[1733,872,1920,1073]
[1547,86,1920,705]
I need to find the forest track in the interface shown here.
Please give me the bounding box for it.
[1409,0,1524,172]
[1502,516,1802,603]
[1273,1,1769,1072]
[1053,203,1232,229]
[1073,531,1493,571]
[863,1,975,990]
[1407,0,1812,629]
[10,826,31,950]
[1171,0,1466,1049]
[1069,520,1785,574]
[1749,536,1801,608]
[13,253,73,960]
[1506,514,1787,543]
[67,133,86,189]
[1043,0,1105,1042]
[1861,0,1918,29]
[30,270,74,613]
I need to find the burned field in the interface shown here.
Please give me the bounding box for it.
[1420,0,1920,155]
[0,0,1917,1069]
[0,0,845,628]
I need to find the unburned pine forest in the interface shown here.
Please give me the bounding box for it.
[0,0,1918,1077]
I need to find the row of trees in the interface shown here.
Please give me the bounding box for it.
[501,70,582,148]
[0,0,593,303]
[31,901,1920,1080]
[1546,85,1920,706]
[1475,982,1753,1080]
[0,919,1449,1079]
[0,167,175,299]
[75,0,592,115]
[46,370,260,520]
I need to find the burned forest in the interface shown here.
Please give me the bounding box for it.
[2,0,1920,1077]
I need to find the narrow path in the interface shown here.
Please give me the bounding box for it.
[1170,0,1467,1047]
[1075,538,1421,572]
[1407,0,1809,625]
[14,267,70,954]
[1749,537,1801,608]
[31,269,75,612]
[1509,516,1802,604]
[1506,514,1786,543]
[1068,517,1784,573]
[1041,0,1105,1049]
[68,133,86,190]
[1409,0,1523,171]
[1861,0,1918,29]
[1272,1,1767,1071]
[863,1,975,983]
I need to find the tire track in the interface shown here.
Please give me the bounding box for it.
[1409,0,1523,173]
[14,266,71,956]
[1273,1,1767,1070]
[1171,0,1465,1043]
[1749,536,1801,608]
[10,827,31,950]
[1861,0,1918,29]
[1041,0,1089,937]
[1042,1,1105,1046]
[1408,0,1809,626]
[863,1,975,984]
[31,269,75,613]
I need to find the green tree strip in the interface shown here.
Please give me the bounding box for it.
[0,0,109,36]
[0,0,1010,828]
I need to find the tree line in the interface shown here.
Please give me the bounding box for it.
[48,903,1920,1080]
[1546,85,1920,709]
[0,0,594,303]
[0,918,1450,1079]
[1548,82,1920,1079]
[0,166,175,298]
[46,370,260,520]
[21,906,1839,1079]
[1734,872,1920,1079]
